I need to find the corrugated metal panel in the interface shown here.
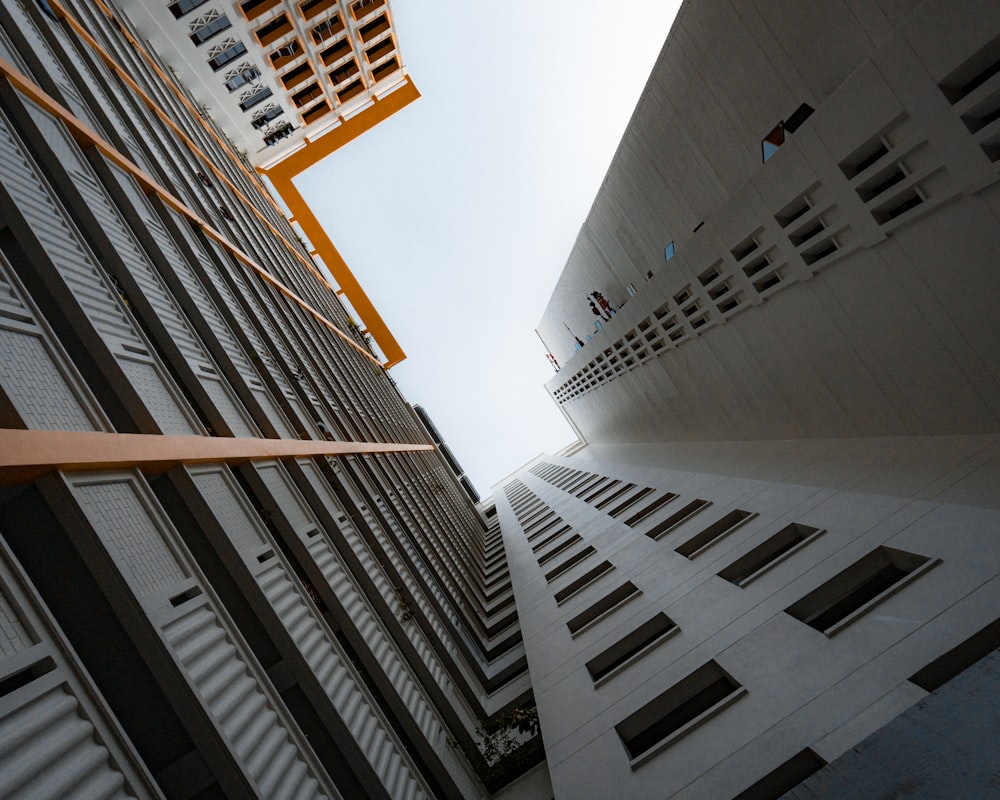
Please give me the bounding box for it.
[20,100,258,439]
[1,0,103,133]
[186,465,429,800]
[0,105,199,436]
[162,603,328,800]
[63,472,337,800]
[0,677,137,800]
[0,250,105,432]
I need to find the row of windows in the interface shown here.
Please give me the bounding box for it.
[552,105,949,405]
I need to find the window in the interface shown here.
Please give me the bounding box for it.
[269,39,302,69]
[251,105,283,128]
[299,0,337,20]
[625,493,678,527]
[732,749,826,800]
[255,13,292,47]
[718,522,823,587]
[536,534,581,565]
[240,0,282,20]
[358,14,389,42]
[225,65,261,92]
[909,616,1000,692]
[596,482,636,510]
[371,56,400,83]
[675,509,755,558]
[280,62,314,89]
[311,15,346,44]
[567,582,640,636]
[645,499,711,541]
[664,241,676,261]
[586,613,677,683]
[239,86,273,111]
[321,39,353,66]
[169,0,209,18]
[545,546,596,582]
[608,486,654,518]
[584,478,620,503]
[292,83,323,108]
[336,79,365,103]
[190,13,231,46]
[554,561,613,604]
[209,41,247,71]
[785,546,938,635]
[615,660,745,762]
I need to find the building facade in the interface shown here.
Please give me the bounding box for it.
[0,2,543,798]
[495,0,1000,797]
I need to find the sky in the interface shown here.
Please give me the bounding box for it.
[296,0,683,495]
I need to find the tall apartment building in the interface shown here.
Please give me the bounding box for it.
[492,0,1000,797]
[2,1,999,799]
[0,1,542,798]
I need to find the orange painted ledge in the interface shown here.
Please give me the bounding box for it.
[0,429,432,484]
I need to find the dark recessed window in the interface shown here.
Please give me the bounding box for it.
[675,509,755,558]
[616,660,744,761]
[645,499,711,541]
[625,493,678,527]
[567,582,641,636]
[786,546,937,635]
[718,522,823,587]
[553,561,613,604]
[545,546,596,582]
[190,14,232,46]
[586,613,677,683]
[732,748,826,800]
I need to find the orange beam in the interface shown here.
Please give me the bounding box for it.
[0,429,433,484]
[268,172,407,367]
[264,80,421,369]
[41,2,386,368]
[0,56,381,369]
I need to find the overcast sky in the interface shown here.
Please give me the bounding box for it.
[296,0,683,495]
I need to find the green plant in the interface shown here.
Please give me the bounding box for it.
[448,707,543,792]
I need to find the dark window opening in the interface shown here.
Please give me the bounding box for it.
[732,748,826,800]
[676,509,752,558]
[645,499,710,540]
[586,613,677,683]
[616,660,743,760]
[567,582,640,636]
[190,14,232,45]
[718,522,823,587]
[786,546,936,634]
[553,561,613,604]
[170,0,209,19]
[625,493,678,527]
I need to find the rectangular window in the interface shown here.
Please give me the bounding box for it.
[311,15,346,44]
[762,124,784,162]
[225,65,261,92]
[255,14,292,47]
[909,616,1000,692]
[786,546,937,635]
[554,561,613,604]
[586,613,677,683]
[240,0,282,20]
[584,478,621,504]
[545,546,596,582]
[321,39,353,66]
[251,105,283,128]
[625,493,678,527]
[645,499,711,541]
[358,14,390,42]
[292,83,323,108]
[595,482,636,510]
[536,534,581,565]
[609,486,654,518]
[209,42,247,71]
[567,582,641,636]
[170,0,209,18]
[732,748,826,800]
[239,86,273,111]
[675,509,755,558]
[718,523,823,587]
[280,62,315,89]
[330,59,359,85]
[299,0,337,20]
[371,56,400,83]
[190,14,232,46]
[366,37,395,64]
[615,660,744,762]
[664,241,676,261]
[268,39,303,69]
